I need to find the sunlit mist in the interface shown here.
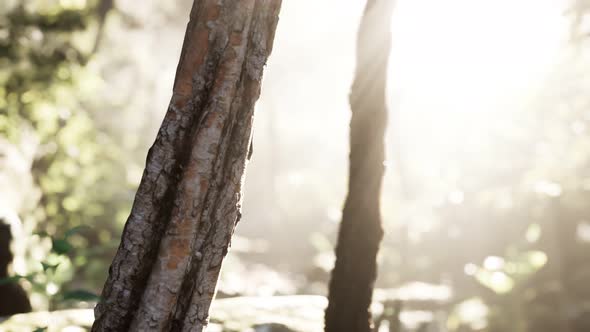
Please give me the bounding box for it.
[388,0,569,176]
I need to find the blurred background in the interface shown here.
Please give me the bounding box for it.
[1,0,590,331]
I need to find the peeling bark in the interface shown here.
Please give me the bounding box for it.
[325,1,394,332]
[92,1,281,331]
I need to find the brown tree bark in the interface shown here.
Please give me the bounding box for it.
[325,1,393,332]
[91,1,281,331]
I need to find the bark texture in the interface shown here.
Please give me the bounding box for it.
[325,1,394,332]
[92,1,281,331]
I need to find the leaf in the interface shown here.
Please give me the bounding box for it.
[32,327,48,332]
[60,289,101,302]
[64,225,89,239]
[23,274,36,282]
[52,239,73,255]
[34,231,50,238]
[41,262,61,273]
[0,275,24,285]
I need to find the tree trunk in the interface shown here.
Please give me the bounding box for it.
[0,220,32,316]
[92,1,281,331]
[325,1,393,332]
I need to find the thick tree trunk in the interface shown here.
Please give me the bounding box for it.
[325,1,393,332]
[92,1,281,331]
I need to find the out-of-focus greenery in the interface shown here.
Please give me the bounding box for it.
[0,0,133,310]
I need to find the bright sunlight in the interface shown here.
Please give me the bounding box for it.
[389,0,569,160]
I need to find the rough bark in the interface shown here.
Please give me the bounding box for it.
[325,1,393,332]
[92,1,281,331]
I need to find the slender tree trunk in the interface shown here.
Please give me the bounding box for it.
[92,1,281,331]
[0,220,32,316]
[325,1,393,332]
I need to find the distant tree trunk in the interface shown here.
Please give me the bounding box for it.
[91,1,282,331]
[0,220,32,317]
[325,1,393,332]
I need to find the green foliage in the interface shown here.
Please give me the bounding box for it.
[59,289,100,302]
[0,225,100,310]
[0,274,32,286]
[0,0,132,310]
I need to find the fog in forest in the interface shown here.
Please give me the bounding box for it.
[1,0,589,331]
